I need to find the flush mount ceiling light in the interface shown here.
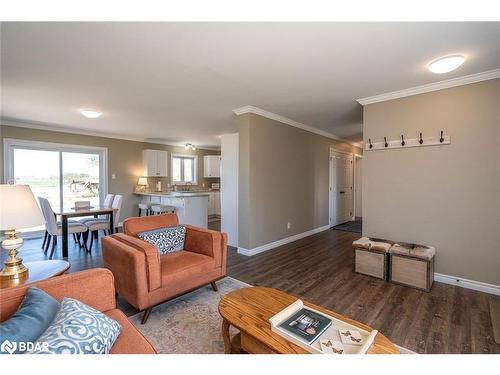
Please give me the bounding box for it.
[427,55,465,74]
[185,143,196,151]
[79,109,102,118]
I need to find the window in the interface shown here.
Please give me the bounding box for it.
[4,139,107,234]
[171,154,197,184]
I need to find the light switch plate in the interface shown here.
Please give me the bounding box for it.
[111,174,116,179]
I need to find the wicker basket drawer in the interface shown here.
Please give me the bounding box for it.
[390,254,434,292]
[354,248,388,280]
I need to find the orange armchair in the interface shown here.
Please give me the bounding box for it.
[0,269,156,354]
[101,214,227,324]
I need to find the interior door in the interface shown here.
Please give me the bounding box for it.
[330,151,353,226]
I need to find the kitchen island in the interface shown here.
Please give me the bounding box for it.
[134,191,210,228]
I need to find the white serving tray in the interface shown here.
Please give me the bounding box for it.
[269,300,378,354]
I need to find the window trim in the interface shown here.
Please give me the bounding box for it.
[171,153,198,185]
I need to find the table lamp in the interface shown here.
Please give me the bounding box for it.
[0,184,45,284]
[137,177,148,192]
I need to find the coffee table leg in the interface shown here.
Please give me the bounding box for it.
[222,318,232,354]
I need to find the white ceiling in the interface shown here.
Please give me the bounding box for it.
[1,22,499,147]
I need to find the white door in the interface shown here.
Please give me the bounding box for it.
[355,157,362,218]
[329,151,353,226]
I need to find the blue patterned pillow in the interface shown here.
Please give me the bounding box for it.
[138,225,186,255]
[28,298,121,354]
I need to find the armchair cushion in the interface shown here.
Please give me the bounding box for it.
[138,225,186,255]
[30,297,122,354]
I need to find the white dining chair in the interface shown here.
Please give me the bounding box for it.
[39,197,89,258]
[84,194,123,250]
[78,193,114,225]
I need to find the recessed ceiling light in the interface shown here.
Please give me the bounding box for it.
[427,55,465,74]
[80,109,102,118]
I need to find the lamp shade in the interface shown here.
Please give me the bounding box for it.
[0,184,44,230]
[137,177,148,186]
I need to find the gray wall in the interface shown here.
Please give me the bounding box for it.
[238,113,362,250]
[363,78,500,285]
[0,124,220,221]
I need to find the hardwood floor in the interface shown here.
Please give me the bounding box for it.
[4,226,499,354]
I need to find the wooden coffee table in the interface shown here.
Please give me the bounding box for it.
[0,260,70,289]
[218,286,399,354]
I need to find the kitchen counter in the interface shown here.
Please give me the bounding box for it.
[134,191,209,228]
[134,191,211,198]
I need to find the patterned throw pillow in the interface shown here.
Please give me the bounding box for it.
[28,298,121,354]
[137,225,186,255]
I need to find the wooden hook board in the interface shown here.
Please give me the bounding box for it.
[365,135,451,151]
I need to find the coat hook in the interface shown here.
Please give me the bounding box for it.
[384,137,388,147]
[439,131,444,143]
[419,132,423,145]
[368,138,373,149]
[401,135,405,146]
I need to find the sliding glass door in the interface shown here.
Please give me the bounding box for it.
[4,139,107,234]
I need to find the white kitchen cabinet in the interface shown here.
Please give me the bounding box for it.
[143,149,168,177]
[207,192,215,216]
[203,155,221,178]
[214,191,221,216]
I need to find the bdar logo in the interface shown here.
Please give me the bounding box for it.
[1,339,17,354]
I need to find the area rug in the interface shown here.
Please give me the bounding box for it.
[489,299,500,344]
[129,276,414,354]
[129,277,250,353]
[332,218,362,233]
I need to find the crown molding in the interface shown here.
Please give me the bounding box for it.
[0,118,220,151]
[232,105,361,148]
[357,68,500,106]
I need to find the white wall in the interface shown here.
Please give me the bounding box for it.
[221,133,239,247]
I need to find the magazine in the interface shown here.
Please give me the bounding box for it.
[278,307,332,344]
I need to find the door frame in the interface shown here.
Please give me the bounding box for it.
[353,153,363,220]
[329,148,354,227]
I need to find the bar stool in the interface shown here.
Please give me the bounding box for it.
[150,205,175,215]
[138,203,151,216]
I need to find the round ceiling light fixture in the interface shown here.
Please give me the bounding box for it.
[185,143,196,151]
[427,55,465,74]
[80,109,102,118]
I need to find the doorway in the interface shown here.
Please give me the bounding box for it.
[354,154,363,220]
[329,149,354,226]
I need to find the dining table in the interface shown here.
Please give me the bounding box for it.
[54,206,117,259]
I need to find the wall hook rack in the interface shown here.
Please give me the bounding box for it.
[365,132,451,151]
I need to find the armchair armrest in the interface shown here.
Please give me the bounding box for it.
[101,234,161,310]
[184,225,228,270]
[1,269,116,322]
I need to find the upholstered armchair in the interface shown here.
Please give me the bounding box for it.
[101,214,227,324]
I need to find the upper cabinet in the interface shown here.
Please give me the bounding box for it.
[203,155,221,178]
[143,149,168,177]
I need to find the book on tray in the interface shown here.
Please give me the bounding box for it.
[278,307,332,344]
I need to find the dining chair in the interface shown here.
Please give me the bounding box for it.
[78,193,114,225]
[84,194,123,251]
[38,197,82,252]
[39,197,89,258]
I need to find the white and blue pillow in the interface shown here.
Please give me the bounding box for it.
[29,297,121,354]
[138,225,186,255]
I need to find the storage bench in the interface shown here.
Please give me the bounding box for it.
[389,243,435,292]
[352,237,393,281]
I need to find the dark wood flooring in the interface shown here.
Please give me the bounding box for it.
[5,223,499,354]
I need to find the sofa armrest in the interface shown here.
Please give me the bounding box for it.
[102,234,161,310]
[0,269,116,322]
[184,225,227,270]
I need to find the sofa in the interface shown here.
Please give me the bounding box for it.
[101,213,227,324]
[0,268,156,354]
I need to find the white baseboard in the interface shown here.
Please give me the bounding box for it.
[434,273,500,296]
[238,225,331,256]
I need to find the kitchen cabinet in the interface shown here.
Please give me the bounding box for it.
[207,191,221,216]
[203,155,221,178]
[143,149,168,177]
